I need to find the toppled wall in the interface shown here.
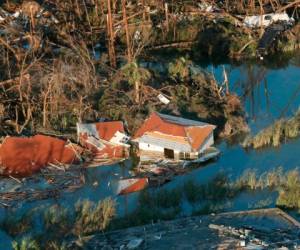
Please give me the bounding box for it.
[0,135,81,177]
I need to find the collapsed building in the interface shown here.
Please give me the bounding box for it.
[77,121,130,160]
[0,135,82,177]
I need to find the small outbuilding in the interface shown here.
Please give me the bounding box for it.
[132,112,216,160]
[77,121,130,159]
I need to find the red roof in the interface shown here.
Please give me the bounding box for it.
[133,113,215,150]
[96,121,125,141]
[0,135,81,177]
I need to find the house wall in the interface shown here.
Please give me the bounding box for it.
[139,142,165,153]
[198,132,214,153]
[138,132,214,159]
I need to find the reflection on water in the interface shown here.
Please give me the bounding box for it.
[2,52,300,224]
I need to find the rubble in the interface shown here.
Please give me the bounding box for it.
[117,178,149,195]
[71,208,300,249]
[77,121,130,164]
[244,12,294,28]
[0,163,85,206]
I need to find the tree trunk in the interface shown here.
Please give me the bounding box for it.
[122,0,132,62]
[135,80,140,103]
[107,0,116,68]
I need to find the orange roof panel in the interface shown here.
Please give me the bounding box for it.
[133,113,186,139]
[134,112,215,151]
[186,126,214,150]
[95,121,125,141]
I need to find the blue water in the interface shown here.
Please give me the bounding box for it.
[1,53,300,246]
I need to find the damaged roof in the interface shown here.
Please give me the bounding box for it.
[77,121,125,142]
[0,135,81,177]
[133,112,215,151]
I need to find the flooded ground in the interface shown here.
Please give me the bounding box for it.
[1,52,300,247]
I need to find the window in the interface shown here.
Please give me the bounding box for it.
[179,152,192,160]
[179,152,185,159]
[185,152,191,159]
[265,15,272,21]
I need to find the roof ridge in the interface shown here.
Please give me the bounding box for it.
[184,126,193,147]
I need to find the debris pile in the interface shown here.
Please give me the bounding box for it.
[0,162,85,206]
[77,121,130,164]
[209,222,300,249]
[71,208,300,249]
[117,177,149,195]
[243,12,294,28]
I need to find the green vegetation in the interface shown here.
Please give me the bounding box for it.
[0,198,116,249]
[44,205,70,234]
[235,167,285,190]
[1,213,33,237]
[113,168,300,230]
[168,57,192,81]
[4,168,300,247]
[276,170,300,210]
[74,198,116,236]
[112,173,239,229]
[12,237,40,250]
[243,110,300,149]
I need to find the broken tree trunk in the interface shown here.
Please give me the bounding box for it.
[122,0,132,63]
[107,0,116,68]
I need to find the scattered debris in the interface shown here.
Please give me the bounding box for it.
[76,208,300,249]
[0,164,85,206]
[126,238,144,249]
[157,93,170,105]
[77,121,130,164]
[117,177,149,195]
[257,21,294,58]
[243,12,294,28]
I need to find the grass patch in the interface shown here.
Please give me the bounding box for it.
[0,198,116,249]
[74,198,116,236]
[243,110,300,149]
[235,167,284,190]
[12,237,40,250]
[44,205,70,234]
[276,169,300,209]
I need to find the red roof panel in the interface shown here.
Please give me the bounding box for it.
[95,121,125,141]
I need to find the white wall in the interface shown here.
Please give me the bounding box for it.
[198,132,214,153]
[139,132,214,155]
[139,142,164,153]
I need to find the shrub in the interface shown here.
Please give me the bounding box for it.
[44,205,70,233]
[73,198,116,236]
[12,237,40,250]
[276,170,300,209]
[183,180,204,203]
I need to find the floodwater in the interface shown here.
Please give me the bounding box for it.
[1,52,300,247]
[62,54,300,215]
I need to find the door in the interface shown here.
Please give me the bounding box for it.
[164,148,174,159]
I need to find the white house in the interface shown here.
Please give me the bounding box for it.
[132,112,216,160]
